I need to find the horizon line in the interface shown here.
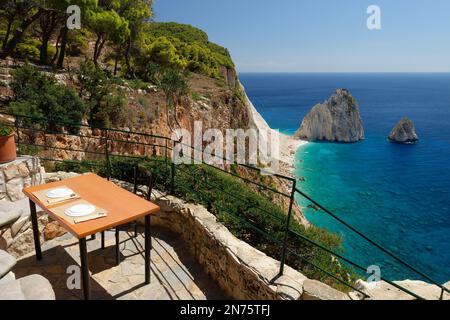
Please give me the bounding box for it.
[237,71,450,74]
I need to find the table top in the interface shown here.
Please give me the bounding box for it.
[23,173,160,239]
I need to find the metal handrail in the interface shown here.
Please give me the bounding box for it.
[2,111,447,299]
[295,188,450,296]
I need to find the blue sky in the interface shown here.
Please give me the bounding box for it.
[153,0,450,73]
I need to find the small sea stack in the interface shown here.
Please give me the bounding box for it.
[294,89,364,143]
[388,118,419,144]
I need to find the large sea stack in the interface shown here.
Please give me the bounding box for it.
[388,118,419,144]
[294,89,364,142]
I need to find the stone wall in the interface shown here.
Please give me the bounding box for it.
[0,157,45,202]
[0,157,46,256]
[149,194,350,300]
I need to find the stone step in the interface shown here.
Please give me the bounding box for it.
[0,250,17,279]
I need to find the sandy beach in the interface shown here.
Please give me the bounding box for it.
[243,86,308,175]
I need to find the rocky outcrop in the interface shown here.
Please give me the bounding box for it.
[353,279,449,300]
[388,118,419,144]
[0,249,16,278]
[295,89,364,142]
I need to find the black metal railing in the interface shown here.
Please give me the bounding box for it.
[1,111,448,300]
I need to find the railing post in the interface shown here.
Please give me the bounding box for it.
[279,180,297,276]
[104,129,111,180]
[171,139,176,194]
[14,116,20,154]
[165,138,168,172]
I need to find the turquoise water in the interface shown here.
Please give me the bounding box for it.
[240,73,450,283]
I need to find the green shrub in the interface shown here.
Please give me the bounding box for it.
[67,29,90,56]
[0,122,13,136]
[191,91,202,101]
[77,60,127,128]
[14,38,41,61]
[9,64,86,133]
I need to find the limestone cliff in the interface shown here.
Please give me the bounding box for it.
[294,89,364,142]
[388,118,419,144]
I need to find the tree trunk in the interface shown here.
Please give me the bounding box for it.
[0,9,45,59]
[51,27,63,66]
[124,37,135,78]
[2,19,14,51]
[40,12,57,65]
[93,35,102,65]
[95,38,106,66]
[113,54,119,75]
[40,36,50,65]
[56,26,68,69]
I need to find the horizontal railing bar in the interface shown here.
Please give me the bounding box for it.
[177,151,292,198]
[288,228,426,300]
[34,157,105,168]
[177,140,296,183]
[283,247,369,298]
[1,112,171,140]
[10,124,104,142]
[176,164,287,224]
[295,187,449,294]
[18,141,107,157]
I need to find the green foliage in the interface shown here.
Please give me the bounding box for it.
[18,144,39,155]
[89,9,130,44]
[9,64,86,133]
[191,91,202,101]
[8,35,56,62]
[67,29,90,56]
[76,60,127,128]
[126,78,150,90]
[135,22,234,79]
[87,7,130,64]
[0,122,13,136]
[160,68,189,108]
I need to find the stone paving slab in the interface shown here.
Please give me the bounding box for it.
[12,227,225,300]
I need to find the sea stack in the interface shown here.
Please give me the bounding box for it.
[294,89,364,142]
[388,118,419,144]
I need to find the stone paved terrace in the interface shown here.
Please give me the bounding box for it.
[11,226,225,300]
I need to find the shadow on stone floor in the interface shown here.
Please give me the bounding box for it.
[12,242,113,300]
[12,227,225,300]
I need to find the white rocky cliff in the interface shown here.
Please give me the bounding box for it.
[294,89,364,143]
[388,118,419,144]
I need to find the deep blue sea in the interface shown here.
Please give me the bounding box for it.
[240,73,450,283]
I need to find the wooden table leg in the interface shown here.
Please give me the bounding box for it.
[79,238,91,300]
[145,215,151,284]
[115,227,120,265]
[29,199,42,261]
[101,231,105,249]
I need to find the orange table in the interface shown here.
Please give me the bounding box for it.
[23,173,160,300]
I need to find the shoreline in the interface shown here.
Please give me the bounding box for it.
[242,84,308,175]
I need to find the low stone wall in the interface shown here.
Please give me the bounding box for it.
[0,157,47,256]
[0,156,45,202]
[149,194,350,300]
